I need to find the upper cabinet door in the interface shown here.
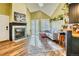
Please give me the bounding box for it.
[69,3,79,23]
[0,15,9,41]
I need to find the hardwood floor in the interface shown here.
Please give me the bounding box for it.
[0,39,65,56]
[0,39,28,56]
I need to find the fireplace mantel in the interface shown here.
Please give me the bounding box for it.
[9,22,27,26]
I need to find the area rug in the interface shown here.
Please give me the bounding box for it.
[27,40,65,56]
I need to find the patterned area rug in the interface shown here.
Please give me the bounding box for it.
[27,40,65,56]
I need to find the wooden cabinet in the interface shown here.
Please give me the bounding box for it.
[71,37,79,55]
[67,31,72,56]
[69,3,79,23]
[67,31,79,56]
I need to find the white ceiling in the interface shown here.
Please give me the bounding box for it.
[26,3,60,16]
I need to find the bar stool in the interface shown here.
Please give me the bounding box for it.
[59,33,65,47]
[40,32,49,49]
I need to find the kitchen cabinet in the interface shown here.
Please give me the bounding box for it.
[72,37,79,55]
[69,3,79,23]
[67,31,79,56]
[67,31,72,56]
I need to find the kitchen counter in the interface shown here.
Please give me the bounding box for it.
[72,34,79,37]
[72,32,79,38]
[63,29,79,38]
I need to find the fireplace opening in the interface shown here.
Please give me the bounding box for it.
[9,23,26,42]
[15,28,25,40]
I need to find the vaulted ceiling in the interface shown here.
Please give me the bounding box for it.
[26,3,62,16]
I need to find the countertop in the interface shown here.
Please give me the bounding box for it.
[72,32,79,38]
[63,29,79,38]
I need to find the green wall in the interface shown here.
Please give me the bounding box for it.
[0,3,12,16]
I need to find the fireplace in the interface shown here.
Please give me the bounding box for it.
[9,22,26,42]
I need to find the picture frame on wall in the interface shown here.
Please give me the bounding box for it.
[14,12,26,23]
